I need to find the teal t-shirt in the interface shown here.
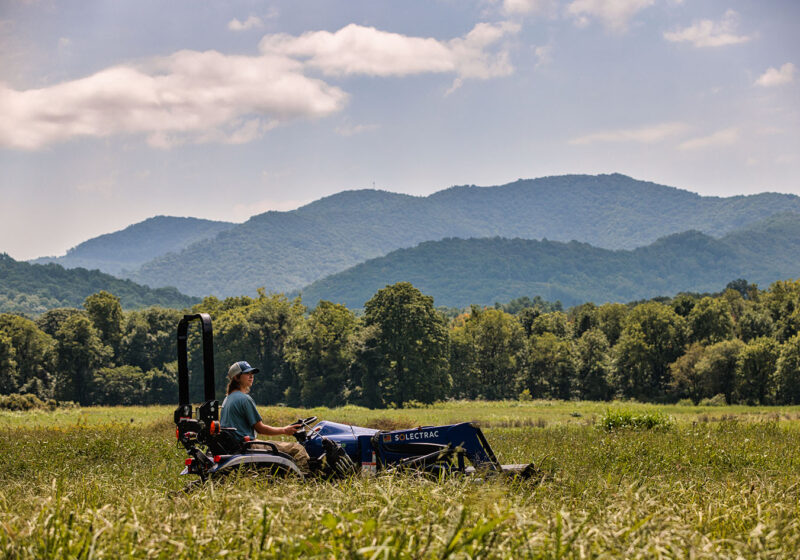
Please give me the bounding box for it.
[220,391,262,441]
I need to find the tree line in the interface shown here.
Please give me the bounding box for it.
[2,278,800,408]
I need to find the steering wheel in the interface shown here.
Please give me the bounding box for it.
[292,416,318,442]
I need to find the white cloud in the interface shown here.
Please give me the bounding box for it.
[678,127,740,150]
[569,122,689,145]
[566,0,655,32]
[148,118,280,149]
[0,23,521,150]
[0,50,347,150]
[501,0,559,16]
[664,10,752,47]
[755,63,796,87]
[259,22,520,81]
[228,16,263,32]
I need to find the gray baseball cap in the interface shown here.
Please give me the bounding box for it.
[227,361,259,379]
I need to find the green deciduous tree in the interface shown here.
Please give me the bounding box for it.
[520,332,575,399]
[36,308,86,337]
[146,362,178,405]
[528,311,570,338]
[671,293,697,318]
[596,303,627,346]
[776,334,800,404]
[210,308,255,396]
[55,314,112,404]
[287,301,358,407]
[569,303,598,339]
[363,282,450,406]
[349,323,383,407]
[726,278,757,300]
[668,343,707,403]
[611,325,651,400]
[0,331,17,394]
[694,339,744,403]
[573,328,611,400]
[84,291,124,357]
[688,297,733,343]
[449,320,479,400]
[721,288,746,322]
[449,307,524,400]
[736,305,774,342]
[121,307,182,373]
[194,291,305,404]
[0,314,56,399]
[612,302,686,399]
[762,280,800,342]
[517,307,541,338]
[91,365,149,405]
[247,291,306,405]
[735,337,779,404]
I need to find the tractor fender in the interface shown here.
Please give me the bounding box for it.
[193,454,305,478]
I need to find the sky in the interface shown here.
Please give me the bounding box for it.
[1,0,798,260]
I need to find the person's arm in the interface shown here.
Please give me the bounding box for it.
[253,421,300,436]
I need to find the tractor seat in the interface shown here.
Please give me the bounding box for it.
[206,428,244,455]
[207,429,296,465]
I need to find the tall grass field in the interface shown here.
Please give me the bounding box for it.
[2,400,800,558]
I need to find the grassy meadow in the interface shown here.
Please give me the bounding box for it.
[2,400,800,558]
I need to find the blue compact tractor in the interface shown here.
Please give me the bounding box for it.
[174,314,537,483]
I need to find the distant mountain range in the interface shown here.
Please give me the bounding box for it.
[26,174,800,299]
[299,213,800,309]
[32,216,235,276]
[0,254,198,316]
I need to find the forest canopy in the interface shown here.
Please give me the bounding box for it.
[2,278,800,409]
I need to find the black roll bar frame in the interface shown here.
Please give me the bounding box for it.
[174,313,217,423]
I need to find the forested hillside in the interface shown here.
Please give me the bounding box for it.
[125,174,800,296]
[300,213,800,308]
[0,254,198,315]
[32,216,235,276]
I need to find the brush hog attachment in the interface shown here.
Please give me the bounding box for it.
[300,419,539,479]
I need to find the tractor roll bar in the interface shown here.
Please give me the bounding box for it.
[176,313,216,407]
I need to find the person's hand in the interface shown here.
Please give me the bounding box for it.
[283,424,301,435]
